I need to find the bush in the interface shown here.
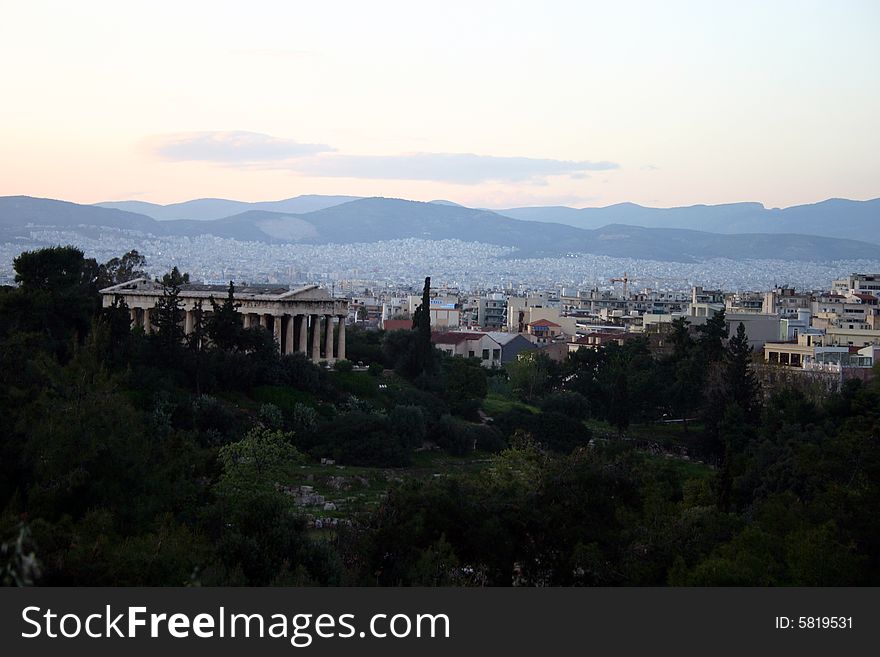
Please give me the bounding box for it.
[277,352,323,390]
[258,403,284,430]
[493,408,590,453]
[334,359,354,373]
[541,391,590,420]
[471,424,506,452]
[391,387,449,422]
[192,394,244,446]
[310,412,411,467]
[389,405,427,448]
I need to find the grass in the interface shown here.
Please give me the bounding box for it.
[643,452,714,480]
[329,371,381,399]
[283,450,495,520]
[482,392,539,416]
[252,385,317,411]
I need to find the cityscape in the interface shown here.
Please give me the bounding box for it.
[2,0,880,631]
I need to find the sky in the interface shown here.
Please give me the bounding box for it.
[1,0,878,209]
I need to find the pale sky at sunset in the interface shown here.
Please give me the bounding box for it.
[1,0,878,209]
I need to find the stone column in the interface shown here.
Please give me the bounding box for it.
[298,314,308,354]
[144,308,153,334]
[260,314,269,329]
[242,313,251,329]
[337,315,346,362]
[129,308,137,328]
[324,314,335,361]
[285,314,295,355]
[274,315,283,354]
[310,314,321,362]
[184,310,194,335]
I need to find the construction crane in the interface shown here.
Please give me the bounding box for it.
[609,272,632,298]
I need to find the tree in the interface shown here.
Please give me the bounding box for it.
[670,316,693,359]
[696,309,728,362]
[541,391,590,420]
[442,356,488,419]
[727,322,760,417]
[411,276,435,375]
[669,354,703,429]
[217,427,304,495]
[508,350,558,403]
[103,250,147,285]
[210,428,329,586]
[608,371,630,435]
[159,266,189,288]
[13,246,88,291]
[189,300,207,394]
[152,267,188,350]
[101,296,133,364]
[208,281,243,351]
[309,412,410,467]
[7,246,101,357]
[389,405,427,448]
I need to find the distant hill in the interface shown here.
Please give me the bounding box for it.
[575,224,879,262]
[498,198,880,244]
[163,210,319,242]
[3,195,879,262]
[96,194,360,221]
[0,195,160,240]
[292,197,589,248]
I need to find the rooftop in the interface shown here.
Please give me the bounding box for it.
[100,278,335,301]
[431,331,487,345]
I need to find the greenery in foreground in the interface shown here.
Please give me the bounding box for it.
[1,247,879,586]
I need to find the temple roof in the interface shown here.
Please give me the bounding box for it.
[99,278,334,301]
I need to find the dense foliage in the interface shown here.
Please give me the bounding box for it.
[1,246,878,586]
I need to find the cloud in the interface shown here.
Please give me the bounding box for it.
[150,131,334,163]
[295,152,618,184]
[641,164,660,171]
[147,131,619,184]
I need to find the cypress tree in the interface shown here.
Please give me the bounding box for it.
[208,281,243,351]
[153,267,187,349]
[411,276,435,375]
[727,322,760,417]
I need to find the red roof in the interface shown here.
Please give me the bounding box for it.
[853,293,878,303]
[528,319,561,327]
[382,319,412,332]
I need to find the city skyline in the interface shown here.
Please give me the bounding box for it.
[2,0,878,209]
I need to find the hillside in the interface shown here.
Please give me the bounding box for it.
[498,198,880,244]
[2,195,879,262]
[0,195,159,240]
[97,194,360,221]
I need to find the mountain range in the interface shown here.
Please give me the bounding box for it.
[1,194,878,263]
[498,198,880,243]
[95,195,880,245]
